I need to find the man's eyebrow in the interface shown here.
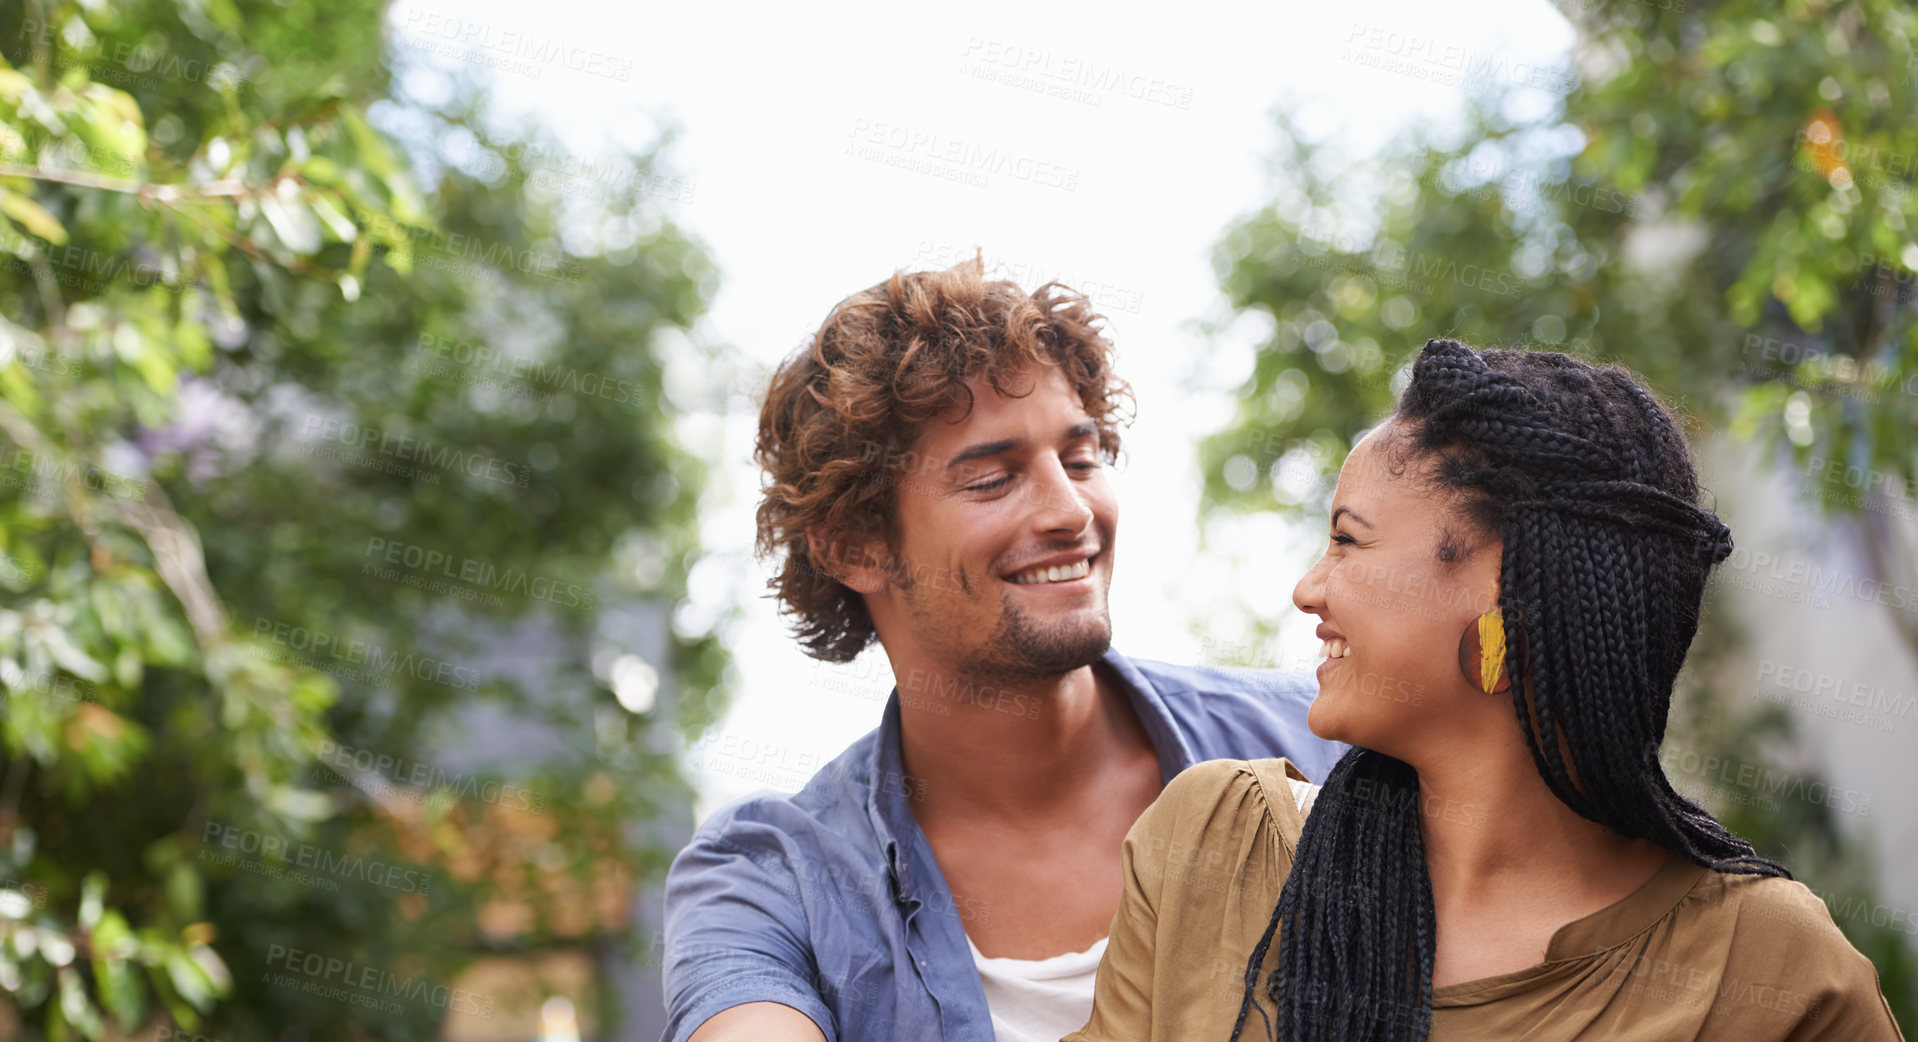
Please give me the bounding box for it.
[944,423,1095,472]
[945,438,1022,471]
[1331,505,1374,529]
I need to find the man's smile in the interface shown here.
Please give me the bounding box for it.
[1006,559,1092,585]
[1001,549,1099,587]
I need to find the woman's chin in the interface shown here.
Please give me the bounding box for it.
[1306,686,1399,752]
[1305,691,1356,745]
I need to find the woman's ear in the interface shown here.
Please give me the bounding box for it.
[1457,610,1513,695]
[807,529,890,595]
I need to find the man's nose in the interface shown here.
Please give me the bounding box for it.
[1025,460,1093,534]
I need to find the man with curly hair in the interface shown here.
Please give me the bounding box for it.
[661,256,1343,1042]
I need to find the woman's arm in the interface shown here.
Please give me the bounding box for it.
[1060,806,1162,1041]
[1064,759,1275,1041]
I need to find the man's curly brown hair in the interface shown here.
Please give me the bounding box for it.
[754,254,1134,663]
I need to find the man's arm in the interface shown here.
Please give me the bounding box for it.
[688,1002,828,1042]
[661,828,837,1042]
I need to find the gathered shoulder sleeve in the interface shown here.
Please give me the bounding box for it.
[1711,875,1907,1042]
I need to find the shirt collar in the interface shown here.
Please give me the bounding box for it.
[863,646,1196,906]
[867,691,920,908]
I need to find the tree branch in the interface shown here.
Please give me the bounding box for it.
[0,163,252,202]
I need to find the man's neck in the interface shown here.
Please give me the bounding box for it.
[893,656,1156,825]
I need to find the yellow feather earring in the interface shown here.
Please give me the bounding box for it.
[1456,610,1512,695]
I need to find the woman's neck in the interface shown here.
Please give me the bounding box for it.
[1414,739,1670,916]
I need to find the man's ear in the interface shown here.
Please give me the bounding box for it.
[807,529,891,595]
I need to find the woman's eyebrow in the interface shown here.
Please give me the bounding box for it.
[1331,505,1374,529]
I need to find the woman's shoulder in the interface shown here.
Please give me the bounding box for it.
[1155,757,1259,803]
[1695,875,1902,1036]
[1681,869,1901,1028]
[1131,757,1308,850]
[1154,757,1308,810]
[1690,871,1862,947]
[1121,758,1303,921]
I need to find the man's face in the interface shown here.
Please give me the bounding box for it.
[862,365,1118,685]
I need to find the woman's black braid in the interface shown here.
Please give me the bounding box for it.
[1229,339,1785,1042]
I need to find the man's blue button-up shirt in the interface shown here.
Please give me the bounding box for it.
[660,647,1346,1041]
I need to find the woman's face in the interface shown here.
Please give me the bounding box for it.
[1290,422,1506,762]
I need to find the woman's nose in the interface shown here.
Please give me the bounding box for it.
[1293,552,1330,616]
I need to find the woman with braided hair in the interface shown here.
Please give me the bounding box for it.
[1065,339,1903,1041]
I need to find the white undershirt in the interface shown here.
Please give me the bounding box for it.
[966,933,1109,1042]
[1287,777,1321,818]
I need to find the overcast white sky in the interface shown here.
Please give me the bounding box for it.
[382,0,1580,819]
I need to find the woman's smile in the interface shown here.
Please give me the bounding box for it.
[1315,635,1351,679]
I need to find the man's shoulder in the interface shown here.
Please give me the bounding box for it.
[701,729,884,829]
[1125,653,1317,703]
[684,726,888,858]
[1115,650,1344,781]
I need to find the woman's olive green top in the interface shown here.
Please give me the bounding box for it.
[1064,758,1904,1042]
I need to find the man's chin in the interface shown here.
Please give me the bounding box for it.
[991,614,1113,679]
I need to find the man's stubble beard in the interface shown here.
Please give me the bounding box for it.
[977,589,1112,686]
[897,563,1113,689]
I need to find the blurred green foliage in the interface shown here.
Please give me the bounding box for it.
[1201,0,1915,1031]
[1205,2,1915,522]
[0,0,725,1038]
